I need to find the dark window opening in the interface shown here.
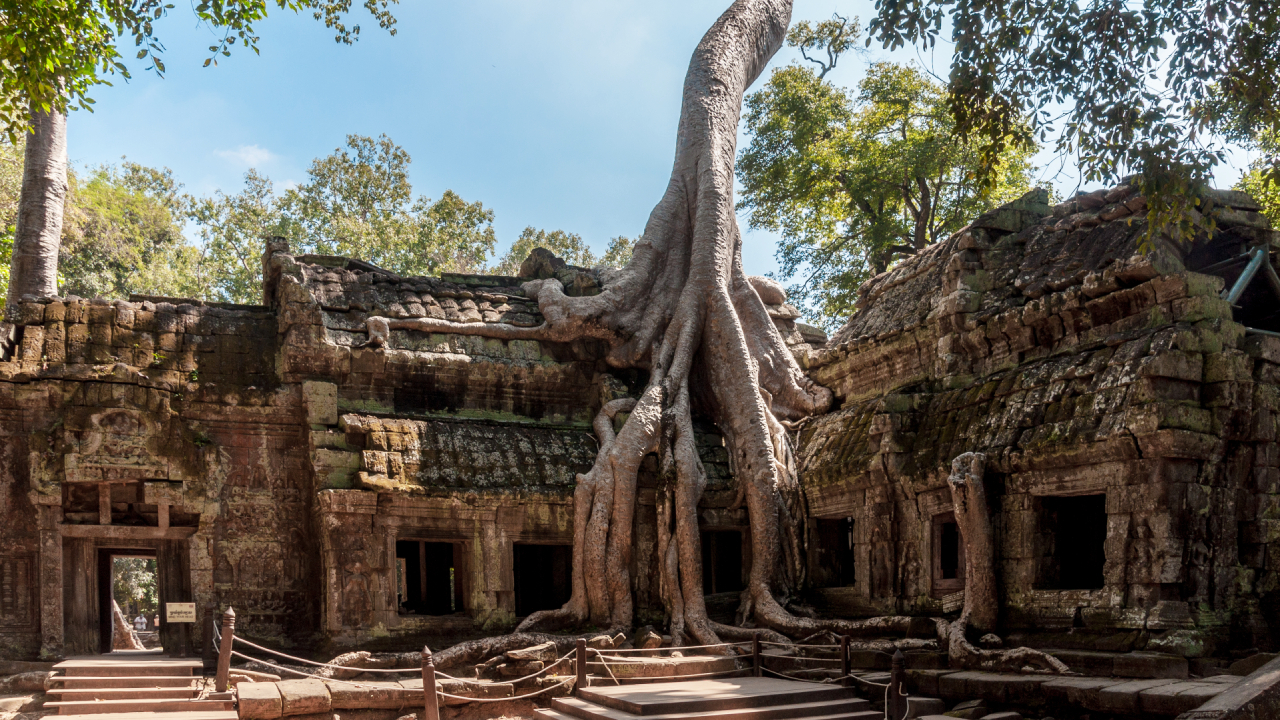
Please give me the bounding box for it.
[932,513,965,596]
[513,544,571,617]
[1039,494,1107,590]
[1186,242,1280,333]
[814,518,856,587]
[701,530,745,595]
[396,540,464,616]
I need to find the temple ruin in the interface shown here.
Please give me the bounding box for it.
[0,179,1278,716]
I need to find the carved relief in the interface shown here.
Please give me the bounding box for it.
[0,556,33,628]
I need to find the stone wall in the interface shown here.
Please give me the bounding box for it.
[799,185,1280,656]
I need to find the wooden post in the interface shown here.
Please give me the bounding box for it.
[214,607,235,692]
[202,605,216,673]
[840,634,850,685]
[886,649,908,720]
[421,646,440,720]
[752,632,761,677]
[576,638,587,691]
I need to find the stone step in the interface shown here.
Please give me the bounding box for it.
[51,676,201,689]
[54,658,202,678]
[553,695,871,720]
[577,677,857,715]
[47,687,201,701]
[61,713,236,720]
[46,698,233,715]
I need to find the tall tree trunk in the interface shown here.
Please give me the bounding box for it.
[8,106,67,306]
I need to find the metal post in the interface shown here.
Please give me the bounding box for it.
[576,638,588,692]
[422,646,440,720]
[886,649,908,720]
[214,607,235,692]
[840,634,850,685]
[752,632,761,677]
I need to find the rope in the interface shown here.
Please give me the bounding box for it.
[437,677,576,703]
[601,668,751,682]
[493,651,576,685]
[759,641,844,650]
[232,635,420,675]
[229,651,404,691]
[594,641,749,655]
[761,667,846,685]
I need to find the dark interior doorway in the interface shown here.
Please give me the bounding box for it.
[931,513,965,596]
[96,549,157,654]
[396,540,465,615]
[1038,494,1108,590]
[513,544,571,617]
[701,530,744,595]
[814,517,856,587]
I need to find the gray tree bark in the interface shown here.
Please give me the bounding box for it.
[7,107,67,306]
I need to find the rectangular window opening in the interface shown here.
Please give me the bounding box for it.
[814,517,856,587]
[932,513,965,596]
[513,544,572,617]
[701,530,745,595]
[395,540,464,616]
[1038,494,1107,590]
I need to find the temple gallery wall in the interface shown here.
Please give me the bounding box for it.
[0,184,1278,669]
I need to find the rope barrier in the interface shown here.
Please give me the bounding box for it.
[232,635,422,675]
[593,641,750,655]
[604,668,752,682]
[761,667,846,685]
[436,676,576,703]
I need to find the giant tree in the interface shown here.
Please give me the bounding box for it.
[868,0,1280,231]
[1,0,398,306]
[369,1,1063,674]
[738,44,1033,328]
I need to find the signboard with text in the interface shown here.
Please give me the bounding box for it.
[166,603,196,623]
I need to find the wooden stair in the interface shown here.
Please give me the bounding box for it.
[47,654,235,718]
[536,677,879,720]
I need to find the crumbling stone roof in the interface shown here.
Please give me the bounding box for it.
[810,183,1275,400]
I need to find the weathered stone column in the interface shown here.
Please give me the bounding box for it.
[35,500,63,659]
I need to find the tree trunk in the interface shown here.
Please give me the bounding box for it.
[947,452,997,633]
[8,106,67,306]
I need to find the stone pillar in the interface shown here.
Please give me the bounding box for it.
[35,501,62,659]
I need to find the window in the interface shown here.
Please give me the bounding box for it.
[814,518,856,587]
[701,530,745,595]
[395,540,464,615]
[1037,495,1107,590]
[513,544,572,617]
[932,513,965,596]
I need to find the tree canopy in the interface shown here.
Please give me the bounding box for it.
[738,23,1033,328]
[0,0,398,141]
[868,0,1280,228]
[492,228,635,276]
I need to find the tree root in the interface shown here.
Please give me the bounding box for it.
[432,631,623,671]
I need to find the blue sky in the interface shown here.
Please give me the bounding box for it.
[65,0,1253,279]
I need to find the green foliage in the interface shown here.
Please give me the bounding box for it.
[600,235,636,270]
[787,13,862,79]
[0,138,19,305]
[112,557,157,617]
[189,168,283,304]
[0,0,398,142]
[279,134,497,277]
[493,228,591,275]
[1236,131,1280,226]
[867,0,1280,233]
[738,52,1033,329]
[60,161,202,300]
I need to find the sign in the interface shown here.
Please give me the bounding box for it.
[166,603,196,623]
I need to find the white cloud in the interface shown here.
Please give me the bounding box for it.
[215,144,277,168]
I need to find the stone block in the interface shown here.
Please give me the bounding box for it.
[1041,676,1125,705]
[1139,681,1225,716]
[303,380,339,426]
[1114,651,1188,679]
[277,678,331,716]
[1085,678,1179,714]
[906,670,957,696]
[906,696,945,718]
[327,680,409,709]
[238,681,283,719]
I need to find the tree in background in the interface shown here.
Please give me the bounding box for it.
[188,169,282,304]
[493,229,636,275]
[0,140,20,299]
[738,20,1033,328]
[60,162,201,300]
[1236,130,1280,225]
[868,0,1280,235]
[2,0,398,306]
[112,557,158,618]
[279,134,496,277]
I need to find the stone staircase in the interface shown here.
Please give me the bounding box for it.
[46,654,236,718]
[535,677,880,720]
